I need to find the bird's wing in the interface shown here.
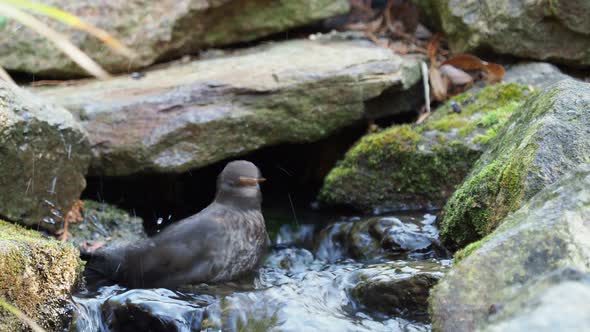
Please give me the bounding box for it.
[119,208,230,288]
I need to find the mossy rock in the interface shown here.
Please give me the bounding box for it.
[0,81,90,232]
[430,165,590,331]
[439,79,590,250]
[319,83,529,213]
[67,200,146,251]
[0,220,82,331]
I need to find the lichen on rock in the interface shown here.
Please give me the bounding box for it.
[319,83,529,213]
[0,220,82,331]
[430,165,590,331]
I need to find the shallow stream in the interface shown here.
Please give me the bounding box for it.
[70,212,450,332]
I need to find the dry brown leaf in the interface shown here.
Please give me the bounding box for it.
[439,64,473,85]
[442,53,505,82]
[483,63,505,83]
[427,33,441,63]
[383,0,419,35]
[65,200,85,224]
[442,53,485,70]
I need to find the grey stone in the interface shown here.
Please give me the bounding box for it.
[0,0,349,77]
[34,36,423,176]
[0,81,90,232]
[431,165,590,331]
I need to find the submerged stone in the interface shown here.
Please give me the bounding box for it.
[439,79,590,250]
[0,0,349,77]
[319,83,529,212]
[315,214,446,262]
[0,81,90,232]
[430,165,590,331]
[101,288,212,332]
[350,260,448,322]
[0,220,81,331]
[35,35,422,176]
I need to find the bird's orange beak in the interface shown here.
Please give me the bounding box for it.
[238,176,266,186]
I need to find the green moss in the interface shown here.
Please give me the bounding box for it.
[453,238,484,262]
[0,220,81,331]
[426,116,469,132]
[440,85,547,250]
[320,126,480,211]
[320,83,529,212]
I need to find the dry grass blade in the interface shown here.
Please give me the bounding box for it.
[2,0,136,59]
[0,3,111,79]
[421,61,430,113]
[0,64,17,86]
[0,298,46,332]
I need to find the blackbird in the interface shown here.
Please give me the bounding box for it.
[85,160,268,288]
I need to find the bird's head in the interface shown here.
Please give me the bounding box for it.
[215,160,265,209]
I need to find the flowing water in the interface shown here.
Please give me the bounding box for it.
[70,212,450,332]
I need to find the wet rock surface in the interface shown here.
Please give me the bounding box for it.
[350,261,446,322]
[71,212,448,331]
[101,288,211,332]
[428,0,590,66]
[431,165,590,331]
[0,81,91,232]
[0,220,81,331]
[35,35,423,176]
[315,213,448,262]
[484,268,590,332]
[0,0,349,77]
[439,79,590,249]
[67,200,146,252]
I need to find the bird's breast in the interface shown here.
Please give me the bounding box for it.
[213,209,267,282]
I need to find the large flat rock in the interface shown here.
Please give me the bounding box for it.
[0,0,349,77]
[35,37,423,176]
